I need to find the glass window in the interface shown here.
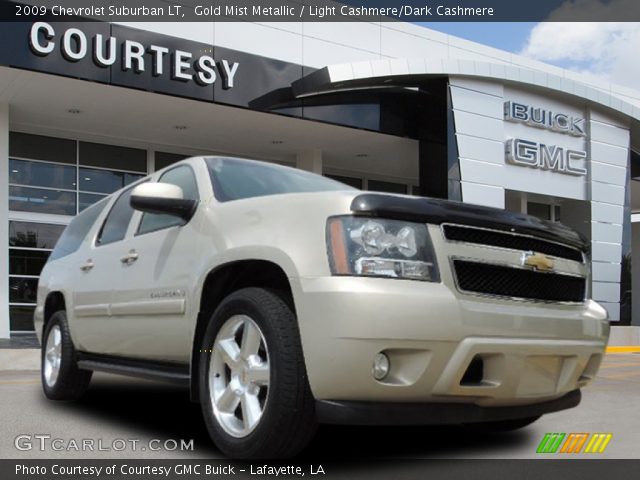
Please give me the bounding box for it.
[411,185,421,196]
[156,152,188,171]
[9,277,38,303]
[206,157,354,202]
[79,167,143,194]
[50,198,109,260]
[138,166,199,235]
[79,192,107,212]
[9,222,65,249]
[9,158,76,190]
[9,132,76,164]
[326,175,362,189]
[9,250,50,276]
[527,202,551,221]
[554,205,561,222]
[367,180,407,194]
[9,306,36,331]
[303,104,380,130]
[96,188,136,245]
[79,141,146,172]
[9,186,76,215]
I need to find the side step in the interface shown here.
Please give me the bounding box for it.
[76,352,190,385]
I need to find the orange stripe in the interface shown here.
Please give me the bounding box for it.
[560,434,577,453]
[573,434,589,454]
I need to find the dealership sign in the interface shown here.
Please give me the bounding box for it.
[504,101,588,176]
[28,22,239,88]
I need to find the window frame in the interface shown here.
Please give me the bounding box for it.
[94,179,148,247]
[134,164,200,237]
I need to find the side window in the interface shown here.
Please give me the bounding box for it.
[49,199,108,261]
[96,187,136,246]
[137,166,199,235]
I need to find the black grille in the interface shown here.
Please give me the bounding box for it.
[453,260,586,303]
[443,225,584,262]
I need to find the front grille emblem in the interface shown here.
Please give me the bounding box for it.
[522,251,555,272]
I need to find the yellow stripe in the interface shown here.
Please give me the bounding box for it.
[590,434,606,453]
[584,434,598,453]
[598,434,612,453]
[606,346,640,353]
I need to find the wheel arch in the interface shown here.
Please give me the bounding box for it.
[43,291,66,335]
[189,259,295,402]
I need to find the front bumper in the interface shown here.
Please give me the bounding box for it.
[317,389,581,425]
[293,276,609,409]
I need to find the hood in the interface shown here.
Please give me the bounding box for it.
[350,193,588,251]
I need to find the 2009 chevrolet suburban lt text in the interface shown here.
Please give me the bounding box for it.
[35,156,609,458]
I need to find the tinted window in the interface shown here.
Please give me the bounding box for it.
[50,199,108,261]
[79,141,146,172]
[9,132,76,164]
[80,167,143,194]
[368,180,407,194]
[9,186,76,215]
[9,305,35,331]
[9,158,76,190]
[155,152,188,171]
[138,166,199,235]
[326,174,362,189]
[9,222,65,249]
[96,188,136,245]
[79,192,107,212]
[206,157,354,202]
[9,250,50,275]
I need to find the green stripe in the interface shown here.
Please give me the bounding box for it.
[548,433,566,453]
[536,433,553,453]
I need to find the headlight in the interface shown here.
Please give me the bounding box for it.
[326,216,440,282]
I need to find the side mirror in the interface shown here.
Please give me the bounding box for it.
[130,183,197,222]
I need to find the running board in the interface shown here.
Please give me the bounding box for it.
[76,352,190,385]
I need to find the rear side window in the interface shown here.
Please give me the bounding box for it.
[96,187,136,246]
[49,199,108,261]
[137,165,199,235]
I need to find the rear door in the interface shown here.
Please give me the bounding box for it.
[71,186,140,353]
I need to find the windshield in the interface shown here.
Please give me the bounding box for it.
[206,157,357,202]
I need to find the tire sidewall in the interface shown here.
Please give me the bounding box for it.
[41,310,77,398]
[199,289,295,457]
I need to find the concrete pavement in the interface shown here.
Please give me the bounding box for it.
[0,352,638,459]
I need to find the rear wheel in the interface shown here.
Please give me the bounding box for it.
[41,310,92,401]
[199,288,316,458]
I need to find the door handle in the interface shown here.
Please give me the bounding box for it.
[80,259,94,272]
[120,250,139,265]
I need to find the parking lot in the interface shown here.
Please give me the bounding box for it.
[0,352,638,459]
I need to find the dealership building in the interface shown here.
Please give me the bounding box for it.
[1,12,640,340]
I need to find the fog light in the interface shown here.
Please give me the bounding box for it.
[372,352,390,380]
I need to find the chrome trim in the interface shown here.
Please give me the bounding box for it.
[448,256,587,305]
[440,223,586,264]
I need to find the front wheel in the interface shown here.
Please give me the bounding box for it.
[41,310,92,401]
[199,288,316,459]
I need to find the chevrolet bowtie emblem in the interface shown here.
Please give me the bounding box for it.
[522,252,555,272]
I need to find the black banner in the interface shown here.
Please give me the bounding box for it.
[3,459,640,480]
[1,0,640,22]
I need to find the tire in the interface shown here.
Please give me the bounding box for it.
[41,310,92,401]
[464,415,541,433]
[199,287,317,459]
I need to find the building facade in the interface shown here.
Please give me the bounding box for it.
[1,15,640,338]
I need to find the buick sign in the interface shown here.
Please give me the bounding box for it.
[28,22,239,88]
[504,101,586,137]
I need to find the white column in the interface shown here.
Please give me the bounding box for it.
[0,103,9,338]
[295,149,323,174]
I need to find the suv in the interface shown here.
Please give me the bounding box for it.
[35,156,609,458]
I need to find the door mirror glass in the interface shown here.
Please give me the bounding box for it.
[130,183,196,221]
